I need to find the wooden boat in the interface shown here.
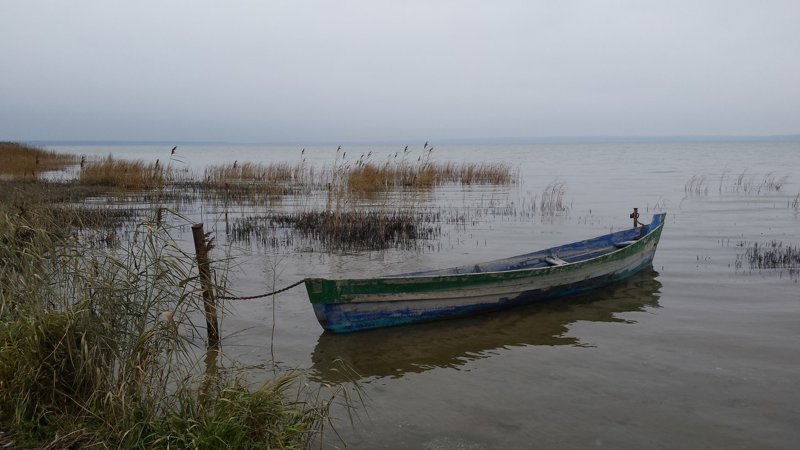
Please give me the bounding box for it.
[304,213,666,333]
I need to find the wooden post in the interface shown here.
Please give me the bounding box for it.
[200,347,219,403]
[630,207,640,227]
[192,223,219,349]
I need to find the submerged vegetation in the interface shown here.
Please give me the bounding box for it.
[540,181,568,216]
[736,241,800,270]
[685,169,789,197]
[228,210,443,251]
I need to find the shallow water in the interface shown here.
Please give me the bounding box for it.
[50,141,800,448]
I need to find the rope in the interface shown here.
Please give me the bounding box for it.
[218,279,306,300]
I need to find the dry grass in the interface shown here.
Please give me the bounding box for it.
[200,162,310,202]
[201,157,514,201]
[0,142,77,180]
[346,161,515,193]
[204,161,307,186]
[79,155,168,189]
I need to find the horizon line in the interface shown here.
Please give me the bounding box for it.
[14,133,800,147]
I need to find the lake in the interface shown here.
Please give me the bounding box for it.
[49,140,800,448]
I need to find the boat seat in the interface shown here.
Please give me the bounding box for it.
[544,255,568,266]
[614,240,638,248]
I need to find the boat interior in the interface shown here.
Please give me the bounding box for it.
[396,214,664,277]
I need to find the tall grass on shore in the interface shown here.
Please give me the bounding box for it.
[0,142,77,181]
[0,208,335,448]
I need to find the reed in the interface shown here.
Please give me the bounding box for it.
[228,210,442,251]
[737,241,800,270]
[728,170,788,194]
[200,161,312,203]
[0,142,77,180]
[0,181,140,243]
[0,205,336,448]
[540,181,568,215]
[687,170,789,197]
[684,174,708,196]
[346,161,515,193]
[204,161,308,187]
[79,155,168,190]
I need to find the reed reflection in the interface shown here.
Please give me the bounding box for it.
[310,269,662,383]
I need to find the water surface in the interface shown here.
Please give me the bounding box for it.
[51,141,800,448]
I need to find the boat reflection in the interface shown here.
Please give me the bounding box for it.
[309,269,662,383]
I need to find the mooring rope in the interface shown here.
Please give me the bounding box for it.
[218,279,306,300]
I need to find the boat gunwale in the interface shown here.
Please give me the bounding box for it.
[305,213,666,285]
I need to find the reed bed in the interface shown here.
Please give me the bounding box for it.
[228,210,442,251]
[728,171,787,194]
[0,142,77,180]
[737,241,800,270]
[204,161,309,186]
[0,203,337,448]
[0,181,141,242]
[199,162,315,204]
[203,157,514,198]
[540,181,568,215]
[346,161,515,193]
[1,180,109,209]
[194,181,288,204]
[79,155,171,190]
[684,174,708,196]
[686,170,789,197]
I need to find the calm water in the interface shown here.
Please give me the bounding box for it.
[50,141,800,448]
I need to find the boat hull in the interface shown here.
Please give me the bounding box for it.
[306,214,665,333]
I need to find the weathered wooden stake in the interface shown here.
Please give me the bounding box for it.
[192,223,219,349]
[630,207,640,227]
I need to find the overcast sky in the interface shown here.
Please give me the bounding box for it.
[1,0,798,143]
